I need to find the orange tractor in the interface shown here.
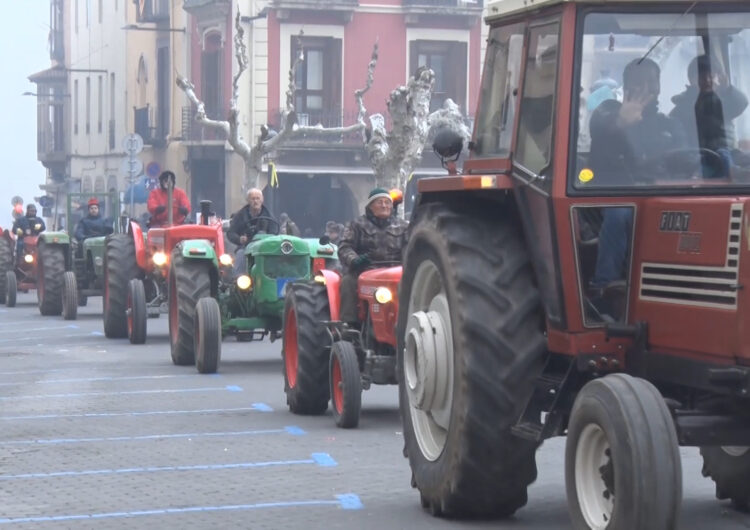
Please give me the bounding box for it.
[397,0,750,528]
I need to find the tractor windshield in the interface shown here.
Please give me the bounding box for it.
[572,8,750,192]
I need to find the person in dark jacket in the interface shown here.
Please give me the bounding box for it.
[12,204,45,261]
[227,188,278,275]
[74,198,113,242]
[337,187,408,325]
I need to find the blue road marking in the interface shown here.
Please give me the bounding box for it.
[0,386,237,401]
[0,427,302,446]
[226,385,243,392]
[0,368,66,377]
[0,374,197,387]
[0,495,363,524]
[284,426,306,436]
[0,454,335,479]
[89,331,104,336]
[0,406,264,421]
[311,453,338,467]
[251,402,272,411]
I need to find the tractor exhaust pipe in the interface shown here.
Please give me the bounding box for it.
[199,200,213,225]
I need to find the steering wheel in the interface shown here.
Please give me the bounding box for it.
[245,215,280,237]
[661,147,726,179]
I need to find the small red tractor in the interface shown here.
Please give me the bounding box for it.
[282,262,402,428]
[0,227,67,314]
[102,200,230,367]
[396,0,750,527]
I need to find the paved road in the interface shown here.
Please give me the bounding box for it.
[0,294,749,529]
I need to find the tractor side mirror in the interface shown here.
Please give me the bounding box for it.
[433,128,464,166]
[319,235,331,245]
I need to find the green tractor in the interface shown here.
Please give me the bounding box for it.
[189,223,338,374]
[59,192,120,320]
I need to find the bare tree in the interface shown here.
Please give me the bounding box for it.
[177,9,469,192]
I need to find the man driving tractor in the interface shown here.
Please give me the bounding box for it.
[227,188,278,275]
[12,204,45,263]
[337,187,408,326]
[147,170,191,227]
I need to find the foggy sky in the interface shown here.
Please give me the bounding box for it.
[0,2,49,229]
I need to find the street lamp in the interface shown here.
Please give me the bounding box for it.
[122,24,186,33]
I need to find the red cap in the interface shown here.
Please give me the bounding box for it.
[88,198,99,207]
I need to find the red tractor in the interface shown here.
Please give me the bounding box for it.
[102,200,230,367]
[397,0,750,528]
[282,263,402,428]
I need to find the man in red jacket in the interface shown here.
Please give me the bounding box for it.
[147,170,191,227]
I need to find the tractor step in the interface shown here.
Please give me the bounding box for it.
[511,354,578,443]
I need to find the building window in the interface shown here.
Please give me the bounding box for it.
[291,36,342,127]
[157,46,170,139]
[85,77,91,134]
[201,33,223,120]
[98,0,103,24]
[86,0,90,27]
[74,79,79,135]
[110,73,116,149]
[75,0,79,33]
[82,176,92,193]
[98,75,103,133]
[410,40,467,113]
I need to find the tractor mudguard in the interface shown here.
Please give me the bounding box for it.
[130,221,147,270]
[320,269,341,321]
[305,238,338,261]
[180,239,218,265]
[39,231,70,246]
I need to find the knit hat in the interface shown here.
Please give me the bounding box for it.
[88,197,99,207]
[367,187,392,205]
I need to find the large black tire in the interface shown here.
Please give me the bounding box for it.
[168,250,212,366]
[701,446,750,511]
[397,202,546,518]
[195,297,222,374]
[5,270,16,308]
[330,341,362,429]
[37,244,65,316]
[282,282,331,415]
[565,374,682,529]
[127,279,147,345]
[103,234,140,338]
[62,271,78,320]
[0,237,12,304]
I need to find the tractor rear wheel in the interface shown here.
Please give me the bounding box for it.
[397,202,546,518]
[62,271,78,320]
[168,250,212,366]
[330,341,362,429]
[195,297,222,374]
[103,234,139,338]
[282,282,331,415]
[5,271,16,308]
[701,446,750,511]
[37,244,65,316]
[127,279,147,345]
[0,237,12,304]
[566,374,682,529]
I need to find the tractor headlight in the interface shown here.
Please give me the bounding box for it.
[24,254,34,264]
[280,240,294,255]
[219,253,233,267]
[375,287,393,304]
[152,251,168,267]
[237,275,252,290]
[94,256,103,267]
[314,275,326,285]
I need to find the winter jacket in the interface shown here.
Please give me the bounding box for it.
[338,209,408,271]
[147,187,191,227]
[227,204,277,247]
[74,215,113,241]
[12,215,45,237]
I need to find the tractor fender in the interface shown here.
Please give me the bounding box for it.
[179,239,218,265]
[320,269,341,322]
[39,231,70,246]
[129,221,147,270]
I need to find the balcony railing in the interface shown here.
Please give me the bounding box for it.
[403,0,483,6]
[37,127,66,163]
[181,106,227,142]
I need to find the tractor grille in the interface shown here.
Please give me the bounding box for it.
[263,255,309,279]
[639,203,742,309]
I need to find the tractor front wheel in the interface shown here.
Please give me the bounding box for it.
[62,271,78,320]
[701,446,750,511]
[398,202,546,518]
[5,271,16,308]
[195,297,222,374]
[37,244,65,316]
[0,237,12,304]
[565,374,682,529]
[330,341,362,429]
[168,250,212,366]
[103,234,139,338]
[127,279,147,344]
[282,282,331,415]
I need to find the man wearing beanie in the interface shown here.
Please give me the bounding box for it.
[337,187,408,325]
[74,198,113,243]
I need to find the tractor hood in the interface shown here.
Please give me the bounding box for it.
[245,235,310,257]
[304,238,338,260]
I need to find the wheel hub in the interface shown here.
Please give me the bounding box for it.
[575,424,615,530]
[405,310,449,413]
